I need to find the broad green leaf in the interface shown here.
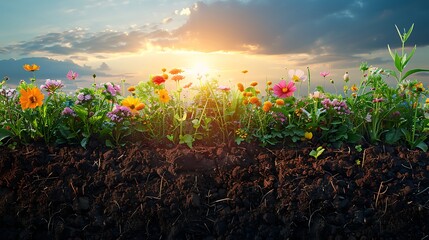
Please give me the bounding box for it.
[416,141,428,152]
[0,128,12,142]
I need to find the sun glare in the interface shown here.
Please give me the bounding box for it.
[188,62,210,76]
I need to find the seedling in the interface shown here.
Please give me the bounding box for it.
[309,146,325,160]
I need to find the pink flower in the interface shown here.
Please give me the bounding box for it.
[67,70,79,80]
[273,80,296,98]
[218,85,231,91]
[288,69,307,82]
[320,71,330,78]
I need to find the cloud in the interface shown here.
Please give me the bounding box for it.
[1,0,428,68]
[97,62,111,71]
[175,7,191,16]
[171,0,429,62]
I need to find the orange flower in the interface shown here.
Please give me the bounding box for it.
[158,89,170,103]
[255,89,260,94]
[275,99,285,106]
[127,86,136,92]
[262,101,273,112]
[250,81,258,87]
[183,82,193,88]
[267,81,272,86]
[171,74,185,81]
[245,92,253,97]
[19,87,44,110]
[23,64,40,72]
[249,96,260,105]
[350,84,358,92]
[237,83,244,92]
[122,96,143,114]
[242,70,248,74]
[161,68,167,72]
[136,103,145,111]
[162,73,169,80]
[242,99,249,105]
[169,68,183,75]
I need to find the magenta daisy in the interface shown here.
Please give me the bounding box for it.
[273,80,297,98]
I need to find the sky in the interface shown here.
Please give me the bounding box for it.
[1,0,429,93]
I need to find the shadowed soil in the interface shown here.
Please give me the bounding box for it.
[0,142,428,239]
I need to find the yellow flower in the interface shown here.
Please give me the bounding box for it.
[255,89,260,94]
[242,70,248,74]
[19,87,44,110]
[161,68,167,72]
[304,132,313,140]
[267,81,272,86]
[158,89,170,103]
[426,98,429,104]
[250,81,258,87]
[351,84,358,92]
[275,99,285,106]
[23,64,40,72]
[122,96,143,114]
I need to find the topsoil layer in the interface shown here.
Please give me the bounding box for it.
[0,142,428,240]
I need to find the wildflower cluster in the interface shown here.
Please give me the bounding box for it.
[321,98,351,115]
[0,25,428,150]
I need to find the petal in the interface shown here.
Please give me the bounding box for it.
[288,69,295,78]
[295,69,304,77]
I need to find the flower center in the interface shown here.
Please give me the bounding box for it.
[282,87,288,93]
[29,96,37,103]
[292,75,300,82]
[130,104,135,109]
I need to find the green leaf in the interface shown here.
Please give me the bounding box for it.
[0,128,12,142]
[403,45,416,68]
[394,52,403,72]
[387,44,396,61]
[105,139,114,148]
[81,137,89,148]
[179,134,194,148]
[394,25,403,42]
[401,68,429,81]
[416,141,428,152]
[167,134,174,142]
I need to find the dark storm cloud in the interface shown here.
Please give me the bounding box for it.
[173,0,429,57]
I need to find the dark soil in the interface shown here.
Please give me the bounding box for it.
[0,142,428,239]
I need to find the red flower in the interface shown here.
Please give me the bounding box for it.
[152,75,166,85]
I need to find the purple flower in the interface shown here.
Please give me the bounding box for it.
[107,105,132,123]
[62,107,76,117]
[40,79,64,95]
[101,82,121,97]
